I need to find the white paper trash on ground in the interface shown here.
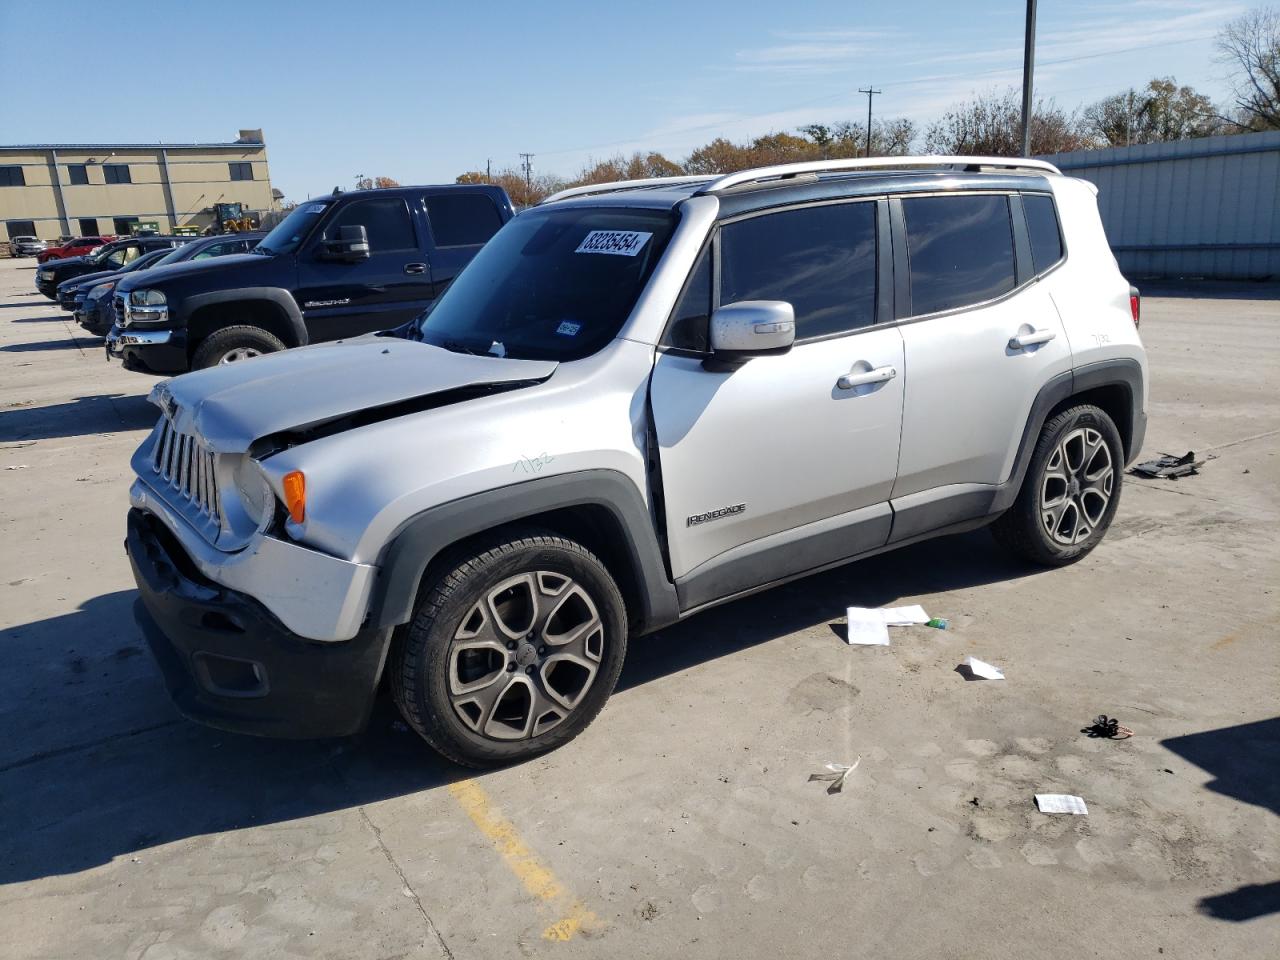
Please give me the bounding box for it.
[964,656,1005,680]
[1035,793,1088,815]
[880,604,930,626]
[846,608,890,645]
[809,757,861,794]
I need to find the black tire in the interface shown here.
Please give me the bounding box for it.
[390,530,628,768]
[991,404,1124,566]
[190,325,286,369]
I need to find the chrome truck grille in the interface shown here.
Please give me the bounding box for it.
[151,414,220,526]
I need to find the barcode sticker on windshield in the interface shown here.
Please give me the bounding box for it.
[575,230,653,256]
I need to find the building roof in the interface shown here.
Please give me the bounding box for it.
[0,140,264,151]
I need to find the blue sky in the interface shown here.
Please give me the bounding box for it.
[0,0,1245,200]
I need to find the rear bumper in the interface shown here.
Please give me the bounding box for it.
[128,508,392,739]
[106,325,189,374]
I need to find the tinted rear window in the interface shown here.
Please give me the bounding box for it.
[426,194,505,247]
[721,201,877,338]
[1024,194,1064,273]
[902,195,1015,316]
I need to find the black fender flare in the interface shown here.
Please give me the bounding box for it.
[991,357,1146,515]
[181,287,308,347]
[367,469,681,635]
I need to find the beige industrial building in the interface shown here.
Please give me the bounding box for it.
[0,129,278,242]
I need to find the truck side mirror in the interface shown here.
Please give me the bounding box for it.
[320,224,370,262]
[704,300,795,371]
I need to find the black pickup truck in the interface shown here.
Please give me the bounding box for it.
[106,184,514,372]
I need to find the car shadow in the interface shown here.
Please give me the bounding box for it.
[1163,717,1280,922]
[0,393,156,442]
[0,338,84,353]
[9,315,68,323]
[0,528,1040,885]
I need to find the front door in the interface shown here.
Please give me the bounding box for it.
[296,195,433,341]
[652,199,904,597]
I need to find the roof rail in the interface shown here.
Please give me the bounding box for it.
[541,175,715,204]
[697,155,1062,194]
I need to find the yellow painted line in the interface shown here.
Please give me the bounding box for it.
[448,779,599,941]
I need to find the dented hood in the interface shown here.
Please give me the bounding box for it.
[152,339,557,452]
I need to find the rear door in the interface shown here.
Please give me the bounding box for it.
[652,199,905,592]
[295,195,433,341]
[420,191,507,296]
[890,192,1072,527]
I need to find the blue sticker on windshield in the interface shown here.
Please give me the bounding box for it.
[556,321,582,337]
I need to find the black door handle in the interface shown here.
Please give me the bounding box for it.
[404,263,427,275]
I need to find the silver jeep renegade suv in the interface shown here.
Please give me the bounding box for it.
[126,156,1148,766]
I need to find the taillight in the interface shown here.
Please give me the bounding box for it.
[1129,285,1141,329]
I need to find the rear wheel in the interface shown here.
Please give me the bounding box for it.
[191,325,285,369]
[991,404,1123,566]
[390,531,627,768]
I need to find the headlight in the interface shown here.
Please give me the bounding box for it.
[233,457,275,529]
[129,289,166,306]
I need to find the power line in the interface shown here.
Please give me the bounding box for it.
[534,33,1216,159]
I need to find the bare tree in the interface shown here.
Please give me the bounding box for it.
[1085,78,1225,146]
[1217,6,1280,130]
[924,88,1091,156]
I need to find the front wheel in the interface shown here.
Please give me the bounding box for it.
[991,404,1124,566]
[390,531,628,768]
[191,325,286,369]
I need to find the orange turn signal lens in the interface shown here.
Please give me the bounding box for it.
[282,470,306,524]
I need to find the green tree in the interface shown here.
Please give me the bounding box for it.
[1085,78,1223,146]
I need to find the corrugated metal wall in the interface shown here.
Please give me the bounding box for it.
[1040,131,1280,279]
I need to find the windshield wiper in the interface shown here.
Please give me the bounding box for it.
[440,338,484,356]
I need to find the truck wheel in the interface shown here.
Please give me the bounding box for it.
[390,531,628,768]
[191,325,285,369]
[991,404,1123,566]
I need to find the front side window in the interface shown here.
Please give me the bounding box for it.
[416,207,675,362]
[104,244,142,268]
[322,197,416,252]
[662,243,713,351]
[68,164,89,185]
[425,194,504,247]
[1024,194,1064,274]
[721,201,877,339]
[104,164,131,185]
[902,195,1015,316]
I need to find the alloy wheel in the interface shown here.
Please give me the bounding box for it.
[1040,426,1114,545]
[219,346,262,363]
[447,571,605,740]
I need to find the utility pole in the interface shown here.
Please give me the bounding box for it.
[486,158,492,183]
[858,87,881,157]
[1020,0,1038,156]
[1125,90,1135,147]
[519,153,534,194]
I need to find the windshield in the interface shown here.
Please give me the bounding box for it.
[415,207,675,361]
[256,201,331,255]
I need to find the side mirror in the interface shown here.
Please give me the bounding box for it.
[320,224,370,262]
[704,300,795,371]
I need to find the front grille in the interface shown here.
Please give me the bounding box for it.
[151,415,220,526]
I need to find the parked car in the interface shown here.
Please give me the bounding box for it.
[7,236,49,258]
[124,157,1147,766]
[74,234,264,335]
[106,184,513,372]
[36,235,190,299]
[36,236,113,263]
